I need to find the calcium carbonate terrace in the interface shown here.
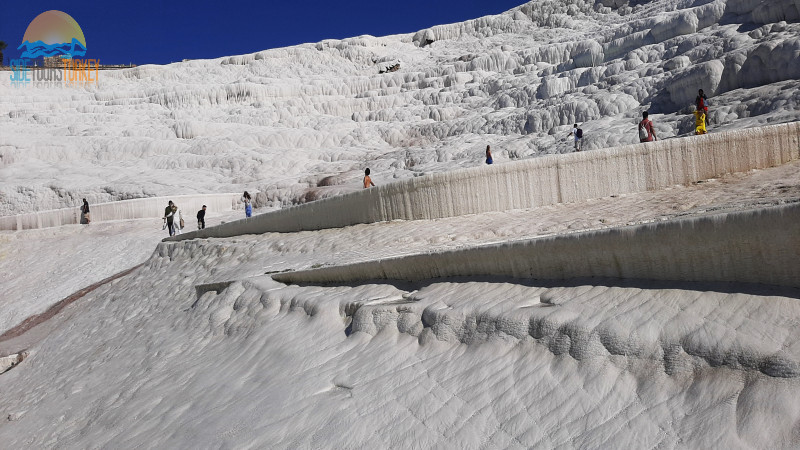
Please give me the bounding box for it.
[3,0,800,447]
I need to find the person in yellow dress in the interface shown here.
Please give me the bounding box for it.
[694,109,707,135]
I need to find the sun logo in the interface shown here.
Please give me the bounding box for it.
[18,10,87,59]
[10,10,98,88]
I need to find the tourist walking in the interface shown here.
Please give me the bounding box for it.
[363,168,375,188]
[638,112,657,142]
[171,204,183,235]
[485,145,493,164]
[568,124,583,151]
[242,191,252,217]
[163,200,176,236]
[80,198,90,224]
[197,205,206,229]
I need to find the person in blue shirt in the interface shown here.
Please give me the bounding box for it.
[242,192,252,218]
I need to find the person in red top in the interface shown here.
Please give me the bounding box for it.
[638,111,657,142]
[696,89,709,126]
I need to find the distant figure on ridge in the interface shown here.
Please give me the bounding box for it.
[568,124,583,151]
[694,108,707,135]
[485,145,493,165]
[638,111,657,142]
[696,89,709,126]
[242,191,252,218]
[80,198,90,224]
[363,168,375,188]
[197,205,206,230]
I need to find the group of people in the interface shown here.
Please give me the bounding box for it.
[80,191,250,235]
[161,191,253,236]
[103,88,717,237]
[78,197,207,235]
[639,89,711,142]
[561,89,711,148]
[162,200,185,236]
[638,89,710,142]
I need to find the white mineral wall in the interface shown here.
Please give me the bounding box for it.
[273,203,800,289]
[0,194,241,231]
[170,122,800,241]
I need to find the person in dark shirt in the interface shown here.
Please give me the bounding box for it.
[80,198,91,224]
[197,205,206,229]
[163,200,175,236]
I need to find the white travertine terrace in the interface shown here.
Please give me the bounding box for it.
[169,121,799,240]
[0,193,241,230]
[3,0,800,447]
[2,0,800,216]
[273,202,800,288]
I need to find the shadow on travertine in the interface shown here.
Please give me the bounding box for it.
[192,274,800,379]
[273,275,800,301]
[272,203,800,290]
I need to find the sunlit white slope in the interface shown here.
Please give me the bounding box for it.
[1,0,799,215]
[1,160,799,447]
[1,231,799,447]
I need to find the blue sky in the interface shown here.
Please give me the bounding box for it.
[2,0,527,65]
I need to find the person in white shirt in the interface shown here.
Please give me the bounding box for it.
[172,205,183,235]
[567,124,583,151]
